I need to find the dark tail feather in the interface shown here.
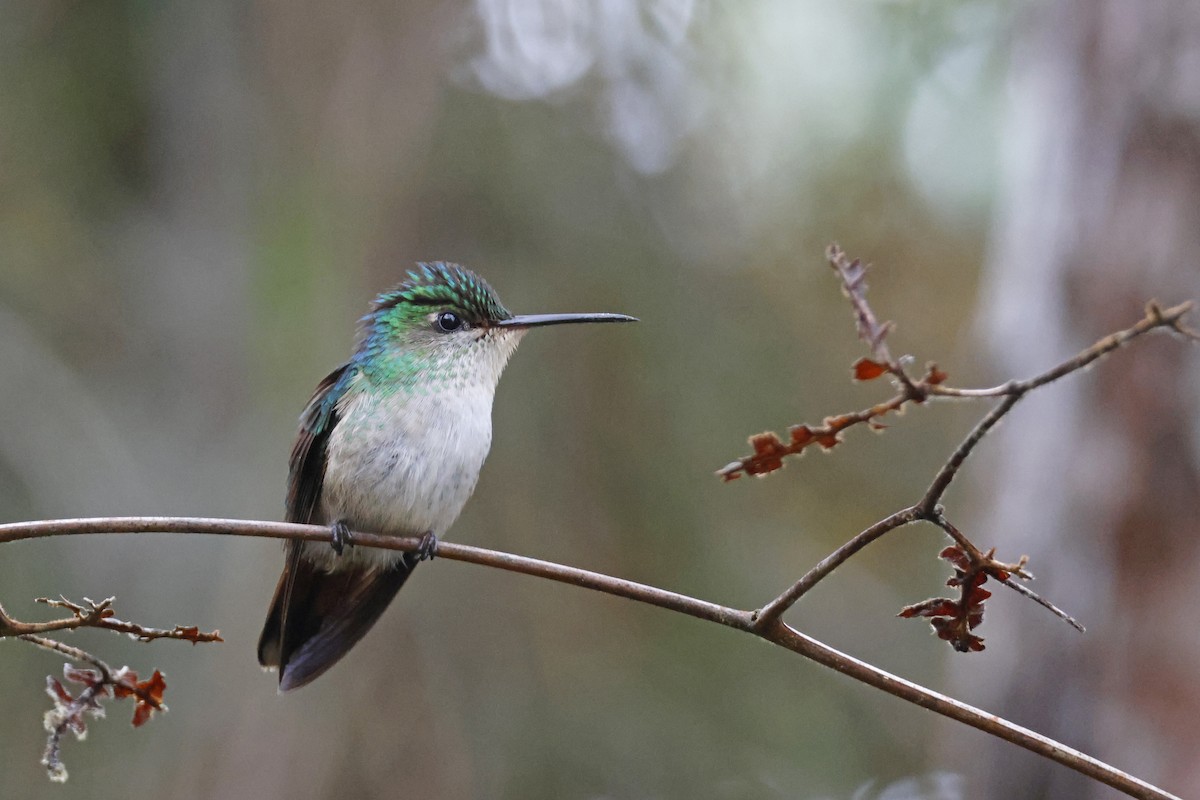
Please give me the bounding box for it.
[258,545,415,691]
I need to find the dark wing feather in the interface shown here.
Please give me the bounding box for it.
[258,364,352,669]
[287,363,354,526]
[258,363,419,690]
[270,555,415,691]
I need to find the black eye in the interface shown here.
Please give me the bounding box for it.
[435,311,464,332]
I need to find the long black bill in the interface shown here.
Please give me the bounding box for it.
[496,312,638,329]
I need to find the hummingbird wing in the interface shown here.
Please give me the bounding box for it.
[257,364,417,690]
[286,362,355,525]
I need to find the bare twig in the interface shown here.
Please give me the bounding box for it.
[27,596,223,643]
[20,634,112,676]
[751,507,921,630]
[764,620,1160,798]
[999,577,1085,633]
[0,515,1179,800]
[928,300,1196,400]
[1,596,221,643]
[917,393,1021,514]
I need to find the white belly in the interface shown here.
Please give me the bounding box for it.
[309,386,495,569]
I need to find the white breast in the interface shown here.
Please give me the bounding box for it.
[311,384,496,569]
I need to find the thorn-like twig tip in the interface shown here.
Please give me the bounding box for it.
[716,462,742,478]
[1000,578,1085,633]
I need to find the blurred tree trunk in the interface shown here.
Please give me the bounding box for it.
[963,1,1200,797]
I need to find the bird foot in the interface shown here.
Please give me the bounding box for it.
[329,520,354,556]
[414,531,439,562]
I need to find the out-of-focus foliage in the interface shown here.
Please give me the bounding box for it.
[0,2,1019,798]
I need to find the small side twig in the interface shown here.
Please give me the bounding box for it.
[19,634,168,782]
[917,392,1021,515]
[32,596,223,643]
[752,507,920,629]
[999,576,1085,633]
[1,596,221,643]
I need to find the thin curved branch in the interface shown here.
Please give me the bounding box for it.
[762,621,1163,798]
[999,575,1085,633]
[917,392,1022,514]
[2,595,222,641]
[751,507,922,630]
[0,517,751,629]
[0,601,92,637]
[20,634,112,677]
[926,299,1197,401]
[0,515,1178,800]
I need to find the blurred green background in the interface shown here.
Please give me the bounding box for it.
[2,2,1196,799]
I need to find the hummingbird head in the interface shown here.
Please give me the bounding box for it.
[357,262,635,391]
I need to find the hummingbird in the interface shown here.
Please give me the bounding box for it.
[257,262,635,690]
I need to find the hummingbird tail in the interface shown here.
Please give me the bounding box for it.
[258,545,416,691]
